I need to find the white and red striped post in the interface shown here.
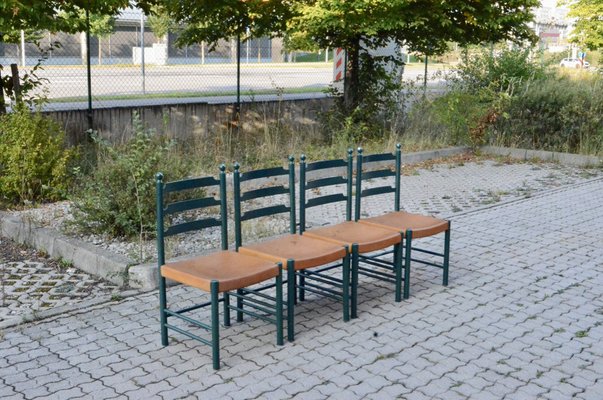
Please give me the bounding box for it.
[332,48,346,92]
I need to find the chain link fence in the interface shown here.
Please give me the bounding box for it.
[0,9,335,109]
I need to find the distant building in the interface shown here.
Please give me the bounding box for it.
[532,1,574,53]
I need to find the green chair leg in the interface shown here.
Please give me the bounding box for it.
[210,280,220,370]
[404,229,412,300]
[342,249,351,322]
[159,276,168,346]
[351,244,358,319]
[443,223,451,286]
[223,292,231,327]
[286,259,295,342]
[394,241,403,302]
[276,270,284,346]
[298,271,306,302]
[236,289,244,322]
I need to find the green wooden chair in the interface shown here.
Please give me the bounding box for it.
[299,150,404,317]
[156,166,284,370]
[355,145,451,294]
[234,157,351,342]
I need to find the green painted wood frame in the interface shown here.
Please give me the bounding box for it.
[156,165,284,370]
[232,157,298,340]
[233,157,351,341]
[355,144,451,295]
[298,149,359,316]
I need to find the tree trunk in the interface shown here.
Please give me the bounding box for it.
[343,36,361,112]
[98,37,102,65]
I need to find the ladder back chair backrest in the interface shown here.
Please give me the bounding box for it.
[233,156,296,249]
[299,149,354,233]
[156,166,228,265]
[354,144,402,221]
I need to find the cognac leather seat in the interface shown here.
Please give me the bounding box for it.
[303,221,402,252]
[359,211,449,239]
[161,251,280,293]
[239,234,347,270]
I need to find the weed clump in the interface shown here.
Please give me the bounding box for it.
[71,113,191,238]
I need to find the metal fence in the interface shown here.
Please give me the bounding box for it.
[0,13,335,110]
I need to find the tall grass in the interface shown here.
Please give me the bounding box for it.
[490,73,603,156]
[176,95,456,173]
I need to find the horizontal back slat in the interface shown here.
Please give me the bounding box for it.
[165,218,222,236]
[164,176,219,193]
[363,152,395,163]
[240,166,288,181]
[306,176,347,190]
[241,185,289,201]
[362,169,396,180]
[305,158,347,172]
[164,197,220,215]
[241,204,290,221]
[306,193,347,209]
[361,186,395,198]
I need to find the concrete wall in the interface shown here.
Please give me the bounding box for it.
[43,97,335,145]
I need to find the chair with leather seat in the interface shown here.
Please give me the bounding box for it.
[355,144,451,294]
[233,157,351,342]
[156,166,284,370]
[298,150,405,316]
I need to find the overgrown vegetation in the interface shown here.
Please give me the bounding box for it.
[0,105,75,204]
[71,114,191,238]
[491,73,603,154]
[409,47,603,155]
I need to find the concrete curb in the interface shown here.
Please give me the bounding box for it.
[480,146,602,167]
[0,212,134,286]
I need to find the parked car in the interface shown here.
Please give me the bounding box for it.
[559,58,590,68]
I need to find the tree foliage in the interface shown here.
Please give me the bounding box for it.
[565,0,603,50]
[0,0,136,39]
[154,0,292,48]
[288,1,538,54]
[287,0,538,109]
[147,5,176,43]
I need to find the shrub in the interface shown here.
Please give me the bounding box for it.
[452,47,546,94]
[0,105,75,204]
[72,115,192,238]
[491,74,603,155]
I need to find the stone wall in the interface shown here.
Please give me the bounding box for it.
[43,97,335,145]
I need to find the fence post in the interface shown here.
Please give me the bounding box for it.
[85,7,93,132]
[0,69,6,114]
[10,64,22,103]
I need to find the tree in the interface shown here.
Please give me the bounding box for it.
[147,5,174,43]
[0,1,135,38]
[286,0,539,111]
[64,11,116,65]
[564,0,603,50]
[153,0,293,49]
[90,14,115,65]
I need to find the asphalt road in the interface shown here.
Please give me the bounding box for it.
[36,63,335,100]
[34,63,444,96]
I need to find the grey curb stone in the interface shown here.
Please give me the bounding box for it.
[0,212,134,286]
[480,145,602,167]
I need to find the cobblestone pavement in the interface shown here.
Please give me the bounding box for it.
[0,238,119,326]
[1,166,602,399]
